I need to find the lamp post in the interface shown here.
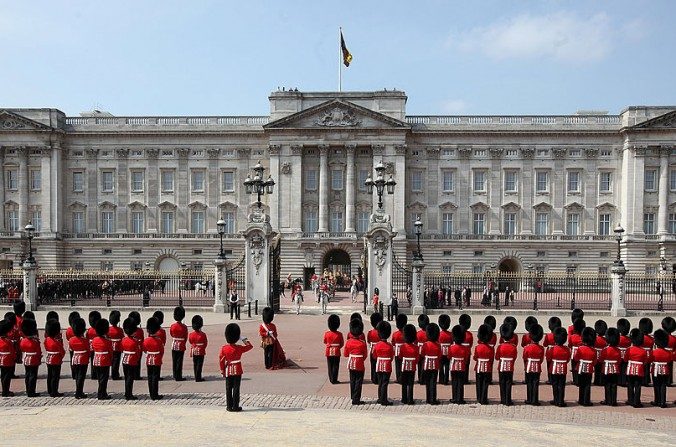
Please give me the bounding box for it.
[24,222,35,263]
[217,219,226,259]
[178,262,186,307]
[490,263,500,310]
[364,160,396,210]
[613,224,625,266]
[527,263,537,310]
[243,160,275,209]
[414,219,423,261]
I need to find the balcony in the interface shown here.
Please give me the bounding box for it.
[407,233,617,241]
[64,116,269,128]
[59,232,243,240]
[406,115,621,128]
[300,232,359,240]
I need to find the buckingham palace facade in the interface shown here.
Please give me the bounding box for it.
[1,90,675,278]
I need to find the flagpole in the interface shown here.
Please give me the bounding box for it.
[338,27,342,92]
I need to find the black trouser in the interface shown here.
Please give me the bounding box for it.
[135,361,142,380]
[394,358,402,384]
[193,355,204,380]
[0,366,12,396]
[69,350,75,379]
[47,364,61,396]
[451,371,465,403]
[229,303,240,320]
[225,375,242,410]
[326,356,340,384]
[577,373,592,405]
[400,371,415,404]
[475,372,490,404]
[90,356,98,380]
[264,346,274,369]
[642,364,651,386]
[439,357,450,385]
[653,375,668,406]
[376,371,391,404]
[123,364,135,398]
[94,366,110,398]
[571,361,579,385]
[370,356,377,384]
[349,370,364,404]
[417,359,424,385]
[498,371,513,404]
[172,350,184,380]
[593,363,604,386]
[73,364,88,397]
[603,374,618,405]
[24,365,38,396]
[111,352,121,380]
[619,361,628,386]
[627,375,642,406]
[147,365,161,399]
[463,359,470,384]
[424,369,438,403]
[551,374,566,406]
[525,372,540,404]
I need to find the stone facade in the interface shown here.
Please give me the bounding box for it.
[1,91,675,278]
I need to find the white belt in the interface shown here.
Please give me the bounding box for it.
[628,360,642,366]
[578,359,593,374]
[665,347,674,352]
[122,351,137,355]
[526,358,539,371]
[95,351,109,355]
[451,357,464,362]
[461,343,470,347]
[603,360,618,375]
[73,350,87,354]
[499,358,515,371]
[349,354,364,358]
[46,351,61,355]
[110,338,122,342]
[0,352,10,355]
[226,360,241,364]
[147,351,160,355]
[173,338,186,341]
[329,344,340,346]
[193,344,204,346]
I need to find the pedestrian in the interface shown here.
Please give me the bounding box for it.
[390,295,398,320]
[399,324,418,405]
[373,321,394,406]
[108,310,123,381]
[415,314,429,385]
[543,317,561,385]
[259,307,286,370]
[391,313,407,384]
[228,289,240,320]
[495,323,517,406]
[599,327,621,406]
[189,315,207,381]
[170,306,188,381]
[549,327,571,407]
[69,318,90,399]
[459,314,473,384]
[574,327,597,407]
[372,287,380,314]
[86,310,102,380]
[617,318,632,387]
[323,314,344,384]
[651,329,671,408]
[219,323,253,412]
[344,318,367,405]
[449,325,468,404]
[121,317,140,400]
[473,324,493,405]
[143,317,164,400]
[293,283,303,315]
[503,286,511,307]
[522,324,545,406]
[626,328,648,408]
[350,277,358,303]
[92,318,112,400]
[438,314,452,385]
[44,319,65,397]
[421,323,441,405]
[320,281,329,314]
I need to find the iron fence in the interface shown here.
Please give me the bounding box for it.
[0,269,23,305]
[625,273,676,311]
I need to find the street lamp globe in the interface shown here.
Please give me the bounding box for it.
[217,219,226,235]
[244,174,253,194]
[414,219,422,236]
[386,174,396,194]
[265,175,275,194]
[25,222,35,238]
[364,175,374,194]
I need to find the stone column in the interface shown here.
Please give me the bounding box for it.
[366,209,396,308]
[268,145,280,231]
[318,145,329,232]
[86,148,99,232]
[610,261,627,317]
[213,257,226,313]
[345,144,356,232]
[0,148,5,232]
[40,150,52,234]
[657,150,669,236]
[290,145,304,232]
[18,147,28,228]
[411,258,425,315]
[176,148,189,233]
[489,148,503,234]
[22,259,38,311]
[146,149,159,232]
[243,211,275,308]
[50,142,63,235]
[393,145,407,235]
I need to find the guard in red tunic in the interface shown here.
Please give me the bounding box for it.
[548,327,571,407]
[543,317,561,385]
[189,315,208,381]
[495,323,517,406]
[323,314,344,384]
[438,314,452,386]
[421,323,441,405]
[651,329,671,408]
[499,316,519,345]
[661,316,675,386]
[343,318,368,405]
[170,306,188,381]
[473,324,494,405]
[459,314,473,385]
[87,311,102,380]
[12,302,25,370]
[129,311,144,380]
[521,316,539,347]
[121,317,141,400]
[522,324,545,406]
[44,319,65,397]
[639,318,654,386]
[617,318,632,386]
[68,318,90,399]
[347,313,366,341]
[392,313,407,384]
[449,325,469,404]
[415,314,429,385]
[0,319,16,397]
[398,324,418,405]
[66,311,81,379]
[568,318,586,386]
[367,312,383,384]
[574,327,597,406]
[143,317,164,400]
[372,321,394,406]
[599,327,622,406]
[92,319,113,400]
[592,320,608,386]
[625,328,648,408]
[568,308,584,335]
[19,319,41,397]
[219,323,253,412]
[108,311,123,381]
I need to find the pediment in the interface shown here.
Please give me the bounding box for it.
[67,201,86,209]
[533,201,552,210]
[219,201,238,209]
[128,200,147,209]
[596,201,616,210]
[0,110,55,131]
[439,201,458,210]
[188,201,206,209]
[470,200,490,209]
[564,201,584,210]
[630,110,676,130]
[158,201,176,209]
[98,200,116,209]
[406,200,428,210]
[264,99,409,130]
[501,201,521,210]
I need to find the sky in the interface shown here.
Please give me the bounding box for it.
[1,0,675,116]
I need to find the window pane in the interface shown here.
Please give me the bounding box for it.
[474,172,485,192]
[131,211,144,234]
[102,172,114,192]
[671,170,676,191]
[566,213,579,235]
[223,212,235,233]
[161,171,174,192]
[411,171,422,191]
[600,172,611,192]
[504,213,516,235]
[669,213,676,234]
[101,211,114,233]
[73,172,84,191]
[442,171,454,191]
[536,171,548,192]
[161,212,174,233]
[598,213,610,235]
[568,172,580,192]
[330,211,343,232]
[504,171,517,192]
[473,213,485,235]
[191,211,205,233]
[222,172,234,192]
[356,211,369,233]
[645,170,656,190]
[131,171,144,192]
[192,171,204,192]
[644,213,655,234]
[73,212,85,233]
[32,210,42,232]
[535,213,548,235]
[30,170,41,190]
[442,213,453,235]
[331,170,343,190]
[358,170,369,191]
[305,210,318,233]
[305,170,317,191]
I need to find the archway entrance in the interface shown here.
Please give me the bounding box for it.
[497,257,521,291]
[157,257,180,292]
[322,249,351,290]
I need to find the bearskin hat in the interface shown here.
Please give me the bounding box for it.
[349,319,364,338]
[524,316,538,332]
[452,325,466,344]
[191,315,204,331]
[403,324,417,344]
[554,327,568,346]
[654,329,669,349]
[605,327,620,347]
[12,301,25,317]
[662,316,676,334]
[174,306,186,322]
[426,322,440,343]
[95,318,110,337]
[152,310,165,326]
[68,311,81,328]
[582,327,596,346]
[396,313,408,330]
[46,311,59,324]
[109,310,121,326]
[23,311,35,321]
[629,328,644,346]
[417,314,429,330]
[459,314,471,331]
[571,308,584,324]
[128,311,141,326]
[370,312,383,329]
[638,317,653,335]
[477,324,491,343]
[548,316,562,332]
[21,318,37,337]
[377,320,391,341]
[350,312,362,323]
[88,310,102,328]
[530,324,544,343]
[122,317,137,336]
[594,320,608,337]
[500,323,514,342]
[437,314,450,330]
[503,316,517,331]
[73,318,87,337]
[0,319,11,337]
[616,318,631,336]
[374,287,380,295]
[45,319,61,338]
[3,312,15,326]
[483,315,496,331]
[327,314,341,331]
[573,318,586,335]
[262,307,275,324]
[147,317,160,335]
[225,323,241,344]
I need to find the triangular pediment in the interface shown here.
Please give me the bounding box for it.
[0,110,55,131]
[596,201,616,210]
[439,201,458,210]
[631,110,676,130]
[264,99,409,130]
[219,201,238,209]
[501,201,521,210]
[188,201,206,209]
[564,201,584,210]
[128,200,147,209]
[98,200,116,209]
[158,201,176,209]
[533,201,552,210]
[406,200,427,210]
[470,200,490,209]
[67,201,86,209]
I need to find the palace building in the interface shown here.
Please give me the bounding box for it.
[0,90,675,281]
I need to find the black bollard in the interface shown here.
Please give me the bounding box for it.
[379,302,383,316]
[248,302,252,318]
[387,305,392,321]
[255,300,258,315]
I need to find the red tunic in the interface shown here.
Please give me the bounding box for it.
[108,326,124,353]
[0,336,16,366]
[219,343,253,377]
[488,332,497,349]
[259,322,278,340]
[188,330,208,357]
[44,336,65,365]
[65,327,75,342]
[86,327,97,351]
[651,348,671,376]
[598,346,622,375]
[495,342,518,372]
[548,345,571,375]
[68,336,90,365]
[372,340,394,373]
[169,322,188,351]
[625,346,648,377]
[618,335,631,360]
[499,334,519,346]
[522,343,545,373]
[568,333,583,360]
[573,345,597,374]
[397,342,419,372]
[367,329,380,356]
[156,328,167,350]
[449,344,469,372]
[343,338,368,371]
[416,329,428,354]
[143,335,164,366]
[92,336,113,367]
[521,333,532,348]
[347,332,366,342]
[323,330,344,357]
[439,330,453,357]
[120,336,141,366]
[132,328,145,352]
[420,340,441,370]
[391,330,405,357]
[19,336,41,367]
[594,336,607,360]
[473,342,494,373]
[14,316,23,335]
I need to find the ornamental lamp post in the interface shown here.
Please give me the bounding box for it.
[24,222,35,263]
[243,160,275,209]
[217,218,226,259]
[364,160,396,210]
[613,224,625,266]
[414,219,423,261]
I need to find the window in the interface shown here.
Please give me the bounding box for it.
[671,170,676,191]
[31,210,41,232]
[566,213,580,235]
[645,265,657,275]
[102,249,112,255]
[191,170,205,192]
[6,169,18,190]
[222,172,235,192]
[7,210,19,232]
[474,149,486,157]
[644,213,655,234]
[131,211,144,234]
[442,171,454,192]
[305,169,317,191]
[669,213,676,234]
[160,211,174,233]
[536,251,546,258]
[73,171,84,192]
[504,171,517,192]
[535,171,548,192]
[133,249,142,255]
[72,212,85,233]
[191,210,205,233]
[473,171,486,192]
[356,211,369,234]
[598,213,611,235]
[535,213,549,235]
[567,171,580,193]
[474,251,484,257]
[473,213,485,235]
[131,261,143,271]
[566,265,578,275]
[600,150,612,157]
[161,170,174,192]
[30,170,41,190]
[305,210,318,233]
[568,251,578,258]
[443,250,453,256]
[101,171,114,192]
[569,149,581,157]
[358,169,369,191]
[472,264,483,274]
[193,249,202,255]
[101,211,114,234]
[131,171,144,192]
[599,266,608,275]
[101,261,114,271]
[330,211,343,232]
[503,212,516,235]
[645,169,657,191]
[442,213,453,235]
[411,171,423,191]
[331,169,343,190]
[222,212,235,233]
[599,172,612,193]
[600,252,609,258]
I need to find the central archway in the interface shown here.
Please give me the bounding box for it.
[497,257,521,292]
[322,249,352,290]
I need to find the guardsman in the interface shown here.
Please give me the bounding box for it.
[568,318,586,386]
[86,311,102,380]
[651,329,671,408]
[219,323,253,412]
[0,319,16,396]
[44,319,65,397]
[449,325,469,404]
[343,318,368,405]
[549,327,571,407]
[495,323,517,406]
[599,327,621,406]
[108,311,123,381]
[143,317,164,400]
[92,318,113,400]
[69,318,90,399]
[625,328,649,408]
[638,318,654,386]
[438,315,452,386]
[372,321,394,406]
[189,315,207,381]
[323,314,344,384]
[574,327,597,406]
[416,314,429,385]
[367,313,383,384]
[660,316,675,386]
[593,320,608,386]
[120,317,140,400]
[459,314,473,385]
[170,306,188,381]
[617,318,632,386]
[19,319,41,397]
[398,324,419,405]
[473,324,493,405]
[421,323,441,405]
[392,314,407,384]
[522,324,545,406]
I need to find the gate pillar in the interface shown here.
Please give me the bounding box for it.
[243,210,275,310]
[365,209,396,311]
[411,258,425,315]
[22,259,38,312]
[213,257,226,313]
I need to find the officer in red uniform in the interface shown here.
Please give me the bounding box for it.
[219,323,254,412]
[87,311,102,380]
[44,319,65,397]
[170,306,188,381]
[599,327,622,406]
[129,311,144,380]
[543,317,561,385]
[438,315,452,386]
[108,311,123,381]
[639,318,654,386]
[568,318,586,386]
[495,323,518,406]
[568,308,584,335]
[69,318,90,399]
[323,314,344,384]
[548,327,571,407]
[65,311,80,379]
[617,318,632,386]
[448,325,469,404]
[391,313,407,384]
[19,319,41,397]
[661,316,675,386]
[416,314,429,385]
[522,324,545,405]
[0,319,16,396]
[459,314,473,385]
[499,316,519,345]
[189,315,207,381]
[92,319,113,400]
[121,317,141,400]
[473,324,494,405]
[372,321,394,406]
[651,329,671,408]
[367,312,383,384]
[398,324,418,405]
[626,328,649,408]
[574,327,597,406]
[521,316,539,347]
[12,302,25,371]
[593,320,608,386]
[143,317,164,400]
[421,323,441,405]
[343,318,368,405]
